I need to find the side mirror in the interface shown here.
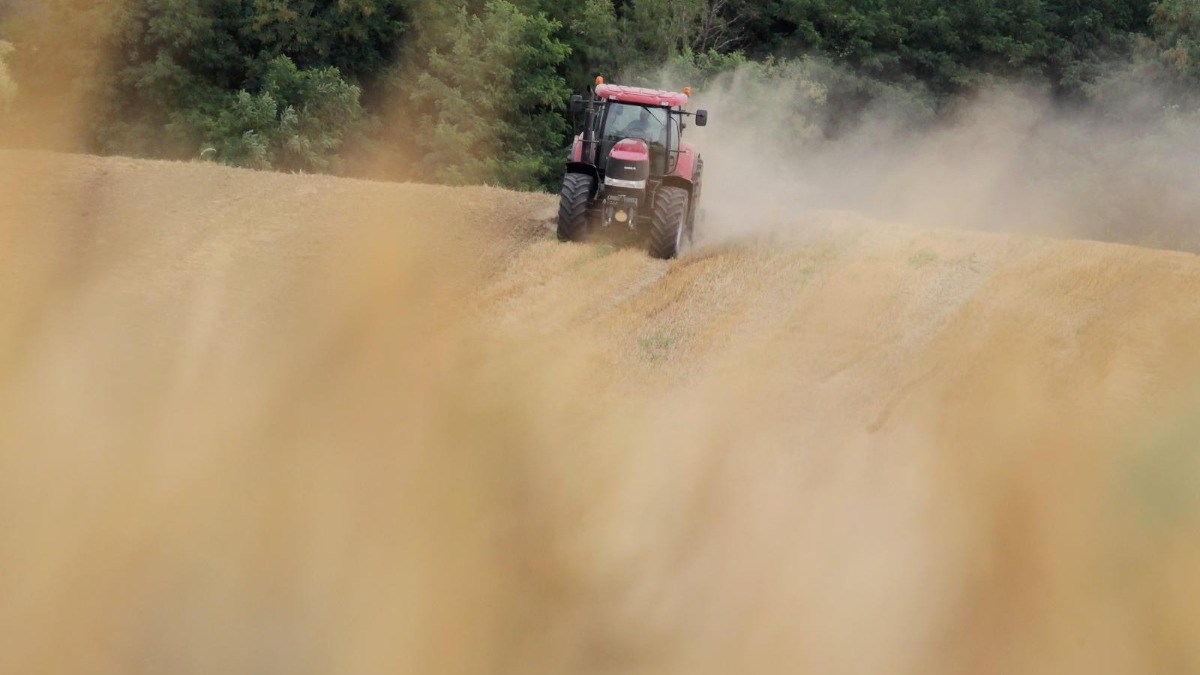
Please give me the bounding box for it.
[569,94,584,115]
[695,109,708,127]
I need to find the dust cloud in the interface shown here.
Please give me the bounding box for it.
[682,64,1200,252]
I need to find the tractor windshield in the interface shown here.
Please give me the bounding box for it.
[600,103,670,174]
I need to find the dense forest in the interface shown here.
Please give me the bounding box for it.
[1,0,1199,190]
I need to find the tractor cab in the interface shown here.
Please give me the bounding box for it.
[559,78,708,260]
[570,82,702,179]
[595,101,674,177]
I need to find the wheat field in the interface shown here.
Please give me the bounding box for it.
[2,149,1199,674]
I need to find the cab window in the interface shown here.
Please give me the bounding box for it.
[600,103,669,174]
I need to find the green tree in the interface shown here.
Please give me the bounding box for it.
[1148,0,1200,81]
[401,0,569,189]
[7,0,404,169]
[1088,0,1200,116]
[613,0,747,68]
[1042,0,1148,97]
[521,0,619,86]
[184,56,368,170]
[736,0,1146,97]
[768,0,1050,91]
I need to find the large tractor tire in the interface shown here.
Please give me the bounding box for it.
[686,157,703,244]
[557,173,591,242]
[649,186,689,260]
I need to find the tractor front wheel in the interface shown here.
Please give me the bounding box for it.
[649,186,689,260]
[557,173,591,242]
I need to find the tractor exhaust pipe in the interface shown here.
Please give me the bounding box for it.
[581,85,597,165]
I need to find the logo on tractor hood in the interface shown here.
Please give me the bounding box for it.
[609,138,650,162]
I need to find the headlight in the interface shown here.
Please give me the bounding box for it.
[604,176,647,190]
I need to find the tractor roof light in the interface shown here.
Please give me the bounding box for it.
[684,87,692,96]
[596,76,604,85]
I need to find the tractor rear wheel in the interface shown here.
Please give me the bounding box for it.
[557,173,591,242]
[649,186,689,260]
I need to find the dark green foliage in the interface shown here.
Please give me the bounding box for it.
[1079,1,1200,119]
[519,0,620,86]
[3,0,1193,190]
[185,56,368,170]
[751,0,1148,97]
[401,0,569,189]
[4,0,400,170]
[1148,0,1200,82]
[98,0,402,170]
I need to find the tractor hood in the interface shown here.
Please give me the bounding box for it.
[605,138,650,190]
[610,138,650,162]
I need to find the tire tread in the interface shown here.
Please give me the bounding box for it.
[649,186,689,259]
[557,173,591,242]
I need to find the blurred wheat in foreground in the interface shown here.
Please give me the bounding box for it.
[2,150,1199,675]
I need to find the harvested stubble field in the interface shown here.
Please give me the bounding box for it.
[2,149,1199,674]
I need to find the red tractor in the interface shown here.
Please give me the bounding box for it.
[558,78,708,259]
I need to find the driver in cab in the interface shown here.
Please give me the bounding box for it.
[619,108,664,144]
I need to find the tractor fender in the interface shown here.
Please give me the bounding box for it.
[668,142,699,182]
[569,134,583,162]
[564,162,600,199]
[661,174,694,195]
[565,162,598,180]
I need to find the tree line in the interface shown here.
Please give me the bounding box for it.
[1,0,1198,191]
